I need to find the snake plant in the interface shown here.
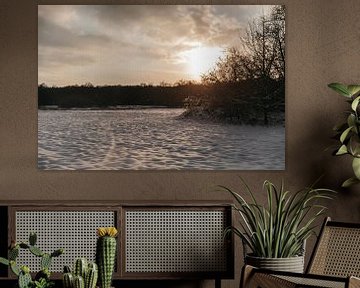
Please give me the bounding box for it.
[222,179,335,258]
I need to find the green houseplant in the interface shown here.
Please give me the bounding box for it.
[96,227,118,288]
[222,179,334,272]
[62,258,98,288]
[328,82,360,187]
[0,232,63,288]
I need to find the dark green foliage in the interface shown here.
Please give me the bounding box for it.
[0,233,63,288]
[50,249,63,258]
[328,83,360,187]
[32,278,54,288]
[63,259,98,288]
[29,246,44,257]
[85,263,98,288]
[63,272,74,288]
[40,254,52,270]
[73,275,85,288]
[9,247,19,260]
[29,233,37,246]
[74,258,87,279]
[0,257,9,266]
[96,236,116,288]
[10,260,20,276]
[35,268,50,281]
[19,271,32,288]
[19,243,30,249]
[222,178,335,258]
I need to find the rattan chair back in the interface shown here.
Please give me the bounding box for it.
[307,217,360,278]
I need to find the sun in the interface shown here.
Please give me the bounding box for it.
[182,43,223,80]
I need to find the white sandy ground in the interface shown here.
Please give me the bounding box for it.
[38,109,285,170]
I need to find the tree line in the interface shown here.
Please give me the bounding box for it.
[38,83,198,108]
[184,5,285,125]
[38,5,285,125]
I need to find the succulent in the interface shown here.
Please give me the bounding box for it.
[63,260,98,288]
[19,268,32,288]
[85,262,98,288]
[74,258,88,280]
[74,275,85,288]
[62,266,74,288]
[96,227,118,288]
[0,232,64,288]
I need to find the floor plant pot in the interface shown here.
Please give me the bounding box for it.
[245,254,305,273]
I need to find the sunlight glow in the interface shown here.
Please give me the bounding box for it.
[181,43,223,80]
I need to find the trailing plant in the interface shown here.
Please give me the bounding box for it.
[221,179,335,258]
[0,232,63,288]
[96,227,118,288]
[328,82,360,187]
[62,258,98,288]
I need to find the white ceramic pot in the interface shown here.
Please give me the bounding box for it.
[245,254,305,273]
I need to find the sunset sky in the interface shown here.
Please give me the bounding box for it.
[38,5,272,86]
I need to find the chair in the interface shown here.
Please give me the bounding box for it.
[241,217,360,288]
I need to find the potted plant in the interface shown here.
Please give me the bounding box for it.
[221,179,334,273]
[328,83,360,187]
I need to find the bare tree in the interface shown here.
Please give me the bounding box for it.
[195,5,285,125]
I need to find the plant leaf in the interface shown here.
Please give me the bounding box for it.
[342,177,360,188]
[336,145,348,155]
[340,127,353,143]
[347,114,356,128]
[0,257,9,266]
[351,96,360,111]
[328,83,351,97]
[352,157,360,179]
[347,85,360,97]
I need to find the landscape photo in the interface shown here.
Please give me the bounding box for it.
[38,5,285,170]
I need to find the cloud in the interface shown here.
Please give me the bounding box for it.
[38,15,111,49]
[38,5,278,86]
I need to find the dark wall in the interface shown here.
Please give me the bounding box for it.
[0,0,360,287]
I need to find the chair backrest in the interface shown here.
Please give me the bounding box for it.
[307,217,360,277]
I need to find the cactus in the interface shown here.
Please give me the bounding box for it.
[85,263,98,288]
[63,272,74,288]
[9,246,19,260]
[18,270,32,288]
[0,257,9,266]
[10,260,20,276]
[64,265,72,273]
[96,227,118,288]
[41,253,52,270]
[29,232,37,246]
[63,260,98,288]
[51,248,64,258]
[35,268,51,283]
[0,232,63,288]
[29,245,44,257]
[18,267,32,288]
[74,275,85,288]
[74,258,88,279]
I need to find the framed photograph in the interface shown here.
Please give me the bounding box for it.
[38,5,285,170]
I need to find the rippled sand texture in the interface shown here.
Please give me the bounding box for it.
[38,109,285,170]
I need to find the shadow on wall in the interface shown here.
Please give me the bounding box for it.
[293,110,360,220]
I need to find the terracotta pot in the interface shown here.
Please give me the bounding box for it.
[245,254,304,273]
